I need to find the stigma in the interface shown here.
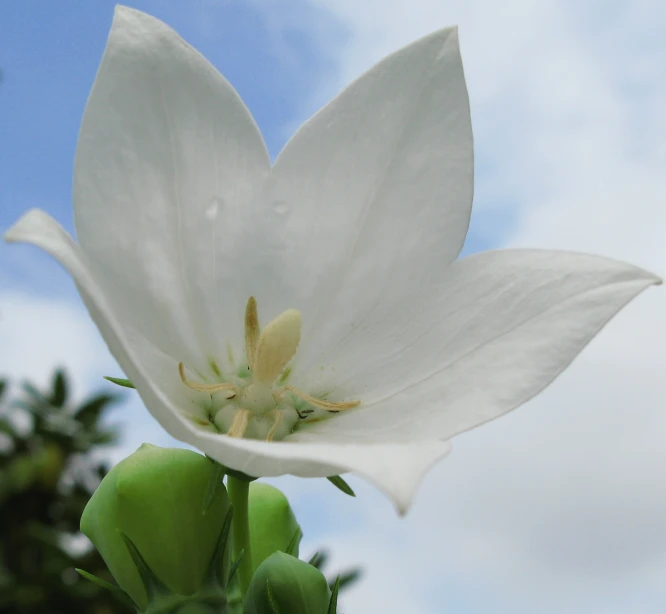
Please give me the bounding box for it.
[179,297,360,442]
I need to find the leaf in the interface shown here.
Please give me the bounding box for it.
[103,376,135,389]
[327,475,355,497]
[228,549,244,584]
[0,379,6,400]
[205,507,234,587]
[285,526,303,556]
[0,418,16,438]
[74,393,118,429]
[75,568,136,609]
[121,533,169,600]
[202,461,226,514]
[331,568,361,592]
[328,576,341,614]
[19,381,49,414]
[308,550,328,570]
[266,582,281,614]
[51,370,68,407]
[88,427,120,446]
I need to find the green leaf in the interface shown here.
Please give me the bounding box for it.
[0,379,6,400]
[74,393,118,429]
[202,461,226,514]
[19,382,49,414]
[328,576,341,614]
[103,376,135,389]
[331,568,361,592]
[266,582,281,614]
[75,568,136,609]
[326,475,355,497]
[203,507,234,587]
[0,418,16,438]
[308,550,328,570]
[121,533,169,600]
[51,370,68,407]
[285,526,303,556]
[88,427,120,446]
[228,549,244,584]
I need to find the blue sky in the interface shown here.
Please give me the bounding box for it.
[2,2,666,614]
[0,1,347,288]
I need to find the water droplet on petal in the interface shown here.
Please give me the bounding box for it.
[206,197,224,220]
[271,199,290,218]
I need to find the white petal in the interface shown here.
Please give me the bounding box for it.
[251,27,473,365]
[74,6,270,377]
[299,249,661,440]
[192,432,452,516]
[4,210,451,514]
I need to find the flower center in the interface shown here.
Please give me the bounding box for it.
[178,297,360,442]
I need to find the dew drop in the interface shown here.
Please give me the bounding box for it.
[271,199,290,217]
[206,196,224,220]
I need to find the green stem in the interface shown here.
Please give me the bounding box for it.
[227,476,253,597]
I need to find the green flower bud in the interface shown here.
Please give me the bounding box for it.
[248,483,302,572]
[243,552,331,614]
[81,444,231,611]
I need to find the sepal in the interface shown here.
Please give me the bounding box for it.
[326,475,355,497]
[75,568,135,610]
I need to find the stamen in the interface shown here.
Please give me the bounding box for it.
[244,296,260,371]
[227,409,251,438]
[253,309,302,384]
[179,362,237,396]
[284,386,360,411]
[265,409,283,442]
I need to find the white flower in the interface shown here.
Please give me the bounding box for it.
[5,7,660,514]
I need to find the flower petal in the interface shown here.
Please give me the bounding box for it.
[192,432,452,516]
[298,249,660,440]
[74,7,270,377]
[5,210,451,514]
[252,27,472,364]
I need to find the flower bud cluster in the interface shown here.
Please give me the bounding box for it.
[79,444,338,613]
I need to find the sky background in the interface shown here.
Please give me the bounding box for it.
[1,1,666,613]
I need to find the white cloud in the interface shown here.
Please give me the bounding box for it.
[0,291,114,396]
[0,290,177,459]
[264,1,666,612]
[3,3,665,612]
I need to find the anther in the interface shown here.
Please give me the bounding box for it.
[283,386,360,411]
[265,409,283,442]
[227,409,252,438]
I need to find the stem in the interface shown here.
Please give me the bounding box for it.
[227,476,253,597]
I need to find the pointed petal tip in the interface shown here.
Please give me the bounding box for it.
[109,5,170,44]
[359,441,454,516]
[112,4,143,21]
[4,209,49,244]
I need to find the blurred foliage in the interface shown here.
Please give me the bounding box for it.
[308,549,362,594]
[0,370,127,614]
[0,369,361,613]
